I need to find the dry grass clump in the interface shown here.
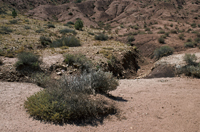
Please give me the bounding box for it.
[0,26,13,34]
[25,70,118,124]
[95,33,108,41]
[59,28,76,35]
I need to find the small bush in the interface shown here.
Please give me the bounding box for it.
[191,23,197,28]
[59,28,76,35]
[51,36,81,47]
[154,46,174,60]
[127,36,135,42]
[64,54,92,71]
[9,20,18,24]
[170,29,177,34]
[195,37,200,43]
[12,9,17,18]
[179,33,185,40]
[47,24,55,28]
[74,19,84,30]
[0,26,13,34]
[39,36,52,47]
[24,26,31,30]
[157,30,165,34]
[184,42,195,48]
[31,72,50,88]
[25,70,118,124]
[15,52,41,70]
[183,54,197,65]
[158,37,165,44]
[67,21,74,25]
[95,33,108,41]
[35,29,46,33]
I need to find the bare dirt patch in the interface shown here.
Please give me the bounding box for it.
[0,77,200,132]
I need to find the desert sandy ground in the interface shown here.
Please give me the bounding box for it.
[0,77,200,132]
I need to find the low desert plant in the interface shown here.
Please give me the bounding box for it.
[183,54,197,65]
[39,36,52,47]
[47,24,55,28]
[179,33,185,40]
[0,59,3,65]
[31,72,50,88]
[35,29,46,33]
[24,26,31,30]
[25,70,118,124]
[9,20,18,24]
[158,36,165,44]
[59,28,76,35]
[127,36,135,42]
[170,29,177,34]
[95,33,108,41]
[154,46,174,60]
[15,52,41,70]
[51,36,81,47]
[74,19,84,30]
[64,54,92,71]
[0,26,13,34]
[12,9,17,18]
[157,30,165,34]
[184,42,195,48]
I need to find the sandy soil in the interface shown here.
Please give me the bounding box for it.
[0,77,200,132]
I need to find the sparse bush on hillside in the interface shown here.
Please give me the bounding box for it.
[35,29,46,33]
[25,70,118,124]
[39,36,52,47]
[9,20,18,24]
[24,26,31,30]
[158,36,165,44]
[154,46,174,60]
[157,30,165,34]
[64,54,92,72]
[95,33,108,41]
[15,52,41,70]
[12,9,17,18]
[0,26,13,34]
[51,36,81,47]
[195,37,200,43]
[31,72,51,88]
[75,19,84,30]
[179,33,185,40]
[47,24,55,28]
[178,54,200,78]
[127,36,135,42]
[191,23,197,28]
[59,28,76,35]
[184,42,196,48]
[170,29,177,34]
[183,54,197,65]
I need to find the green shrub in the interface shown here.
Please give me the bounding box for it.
[68,12,73,15]
[195,37,200,43]
[157,30,165,34]
[25,70,118,124]
[0,26,13,34]
[64,54,92,71]
[184,42,195,48]
[145,28,150,31]
[24,26,31,30]
[35,29,46,33]
[47,24,55,28]
[170,29,177,34]
[15,52,41,70]
[67,21,74,25]
[59,28,76,35]
[158,36,165,44]
[51,36,81,47]
[191,23,197,28]
[9,20,18,24]
[179,33,185,40]
[31,72,50,88]
[183,54,197,65]
[154,46,174,60]
[39,36,52,47]
[95,33,108,41]
[127,36,135,42]
[12,9,17,18]
[74,19,84,30]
